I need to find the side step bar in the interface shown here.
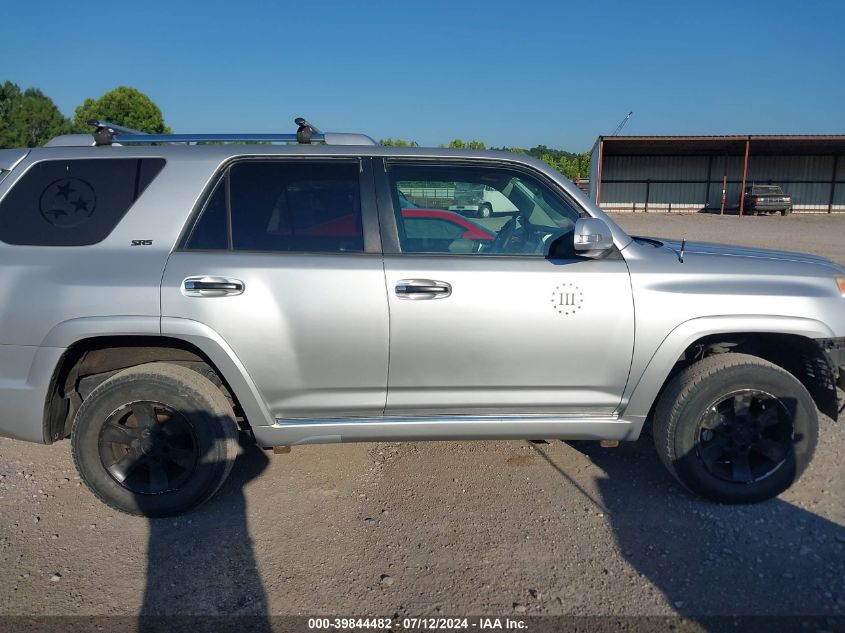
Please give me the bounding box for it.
[252,415,634,447]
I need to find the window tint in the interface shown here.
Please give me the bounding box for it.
[389,164,580,256]
[229,161,362,252]
[185,180,228,250]
[0,158,165,246]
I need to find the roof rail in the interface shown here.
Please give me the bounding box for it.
[82,117,377,147]
[110,132,378,146]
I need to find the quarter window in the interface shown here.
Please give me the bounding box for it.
[185,179,227,250]
[0,158,165,246]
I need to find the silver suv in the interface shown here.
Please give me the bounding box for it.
[0,120,843,516]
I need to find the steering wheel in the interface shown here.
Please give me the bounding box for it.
[489,215,521,253]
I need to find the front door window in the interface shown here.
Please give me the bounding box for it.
[389,164,582,256]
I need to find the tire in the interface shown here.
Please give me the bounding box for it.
[781,208,792,216]
[71,362,239,517]
[653,353,817,503]
[478,203,493,218]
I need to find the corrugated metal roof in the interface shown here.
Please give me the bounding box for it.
[598,134,845,156]
[603,134,845,141]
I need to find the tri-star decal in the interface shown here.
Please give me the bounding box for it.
[39,178,97,227]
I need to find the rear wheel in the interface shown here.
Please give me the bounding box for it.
[478,203,493,218]
[653,353,817,503]
[71,362,239,516]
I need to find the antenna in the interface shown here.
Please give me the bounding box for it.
[611,111,633,136]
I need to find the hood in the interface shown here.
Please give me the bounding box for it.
[647,237,845,274]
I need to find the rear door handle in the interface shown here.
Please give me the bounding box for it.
[183,276,245,297]
[395,279,452,300]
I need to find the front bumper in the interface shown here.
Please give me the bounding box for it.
[750,203,792,213]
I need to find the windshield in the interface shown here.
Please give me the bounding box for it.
[504,177,573,228]
[453,182,485,205]
[750,185,784,195]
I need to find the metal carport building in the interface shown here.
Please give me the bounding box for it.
[589,135,845,214]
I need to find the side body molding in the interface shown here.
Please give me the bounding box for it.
[619,315,836,429]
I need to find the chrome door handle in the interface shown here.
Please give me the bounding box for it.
[395,279,452,300]
[183,276,245,297]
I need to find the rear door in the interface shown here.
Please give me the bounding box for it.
[161,157,389,419]
[376,159,635,416]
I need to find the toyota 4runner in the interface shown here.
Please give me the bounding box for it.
[0,120,843,516]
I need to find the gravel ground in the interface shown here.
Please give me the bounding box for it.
[0,213,843,622]
[609,211,845,265]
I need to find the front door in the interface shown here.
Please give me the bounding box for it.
[161,158,389,419]
[378,160,634,416]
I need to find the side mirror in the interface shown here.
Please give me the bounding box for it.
[573,217,613,258]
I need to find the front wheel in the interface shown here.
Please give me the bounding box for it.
[653,353,817,503]
[477,203,493,218]
[71,362,240,516]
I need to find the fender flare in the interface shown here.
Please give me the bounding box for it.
[160,317,274,428]
[620,315,835,423]
[40,316,161,348]
[39,315,274,430]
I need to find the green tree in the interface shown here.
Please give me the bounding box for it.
[0,81,21,147]
[1,84,68,148]
[0,81,21,120]
[446,139,486,150]
[379,138,419,147]
[72,86,170,134]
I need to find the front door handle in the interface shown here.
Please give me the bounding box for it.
[183,276,245,297]
[395,279,452,300]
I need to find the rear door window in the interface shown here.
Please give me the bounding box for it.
[0,158,165,246]
[185,160,364,253]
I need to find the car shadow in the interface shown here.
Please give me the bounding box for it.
[138,433,271,633]
[527,437,845,621]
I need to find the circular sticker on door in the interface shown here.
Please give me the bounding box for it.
[551,283,584,316]
[39,178,97,228]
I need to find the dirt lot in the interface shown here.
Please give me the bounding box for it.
[612,212,845,265]
[0,213,843,625]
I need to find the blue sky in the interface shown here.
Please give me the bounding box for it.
[3,0,843,151]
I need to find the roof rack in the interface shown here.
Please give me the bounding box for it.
[84,117,377,147]
[88,120,148,146]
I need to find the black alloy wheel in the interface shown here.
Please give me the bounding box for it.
[98,401,199,495]
[696,390,792,484]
